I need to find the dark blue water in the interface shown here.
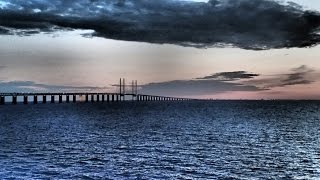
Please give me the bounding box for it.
[0,101,320,179]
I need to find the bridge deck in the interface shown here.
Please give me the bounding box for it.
[0,92,193,105]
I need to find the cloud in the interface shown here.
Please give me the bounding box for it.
[245,65,316,88]
[0,65,6,70]
[197,71,259,81]
[141,65,319,96]
[141,79,266,96]
[0,80,109,93]
[0,0,320,50]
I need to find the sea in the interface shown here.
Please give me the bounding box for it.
[0,101,320,179]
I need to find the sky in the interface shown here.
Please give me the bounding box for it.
[0,0,320,99]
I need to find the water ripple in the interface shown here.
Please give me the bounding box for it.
[0,101,320,179]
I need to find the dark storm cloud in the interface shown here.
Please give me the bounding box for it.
[197,71,259,81]
[245,65,316,88]
[0,80,109,92]
[141,79,266,96]
[0,0,320,49]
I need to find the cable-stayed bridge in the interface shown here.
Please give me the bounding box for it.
[0,78,194,105]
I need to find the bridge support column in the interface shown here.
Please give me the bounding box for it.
[51,95,55,103]
[24,96,28,104]
[73,95,76,103]
[116,95,119,102]
[97,95,100,102]
[12,96,17,105]
[34,96,38,104]
[0,96,4,105]
[59,95,62,103]
[107,94,110,102]
[91,95,94,102]
[112,95,115,102]
[85,94,89,102]
[102,95,105,102]
[43,95,46,104]
[66,95,70,103]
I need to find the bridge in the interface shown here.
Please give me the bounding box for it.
[0,79,193,105]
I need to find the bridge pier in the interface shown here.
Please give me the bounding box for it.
[97,95,100,102]
[59,95,62,103]
[51,95,55,103]
[66,95,70,103]
[116,95,119,102]
[73,95,76,103]
[112,95,115,102]
[12,96,17,105]
[43,95,47,104]
[24,96,28,104]
[0,96,4,105]
[107,94,110,102]
[85,94,89,102]
[91,95,94,102]
[34,96,38,104]
[102,95,105,102]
